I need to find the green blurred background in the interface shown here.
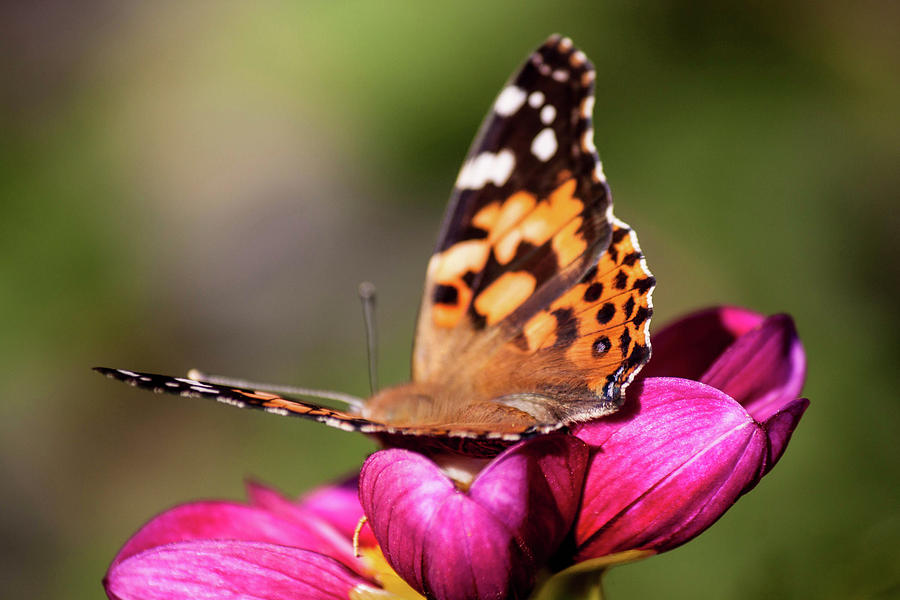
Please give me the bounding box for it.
[2,2,898,598]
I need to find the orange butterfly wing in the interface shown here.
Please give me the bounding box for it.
[411,35,654,428]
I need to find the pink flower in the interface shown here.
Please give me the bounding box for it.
[104,439,588,600]
[358,307,808,593]
[104,306,808,600]
[358,434,589,600]
[104,478,389,600]
[572,306,808,559]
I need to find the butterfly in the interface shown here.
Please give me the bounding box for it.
[97,35,655,457]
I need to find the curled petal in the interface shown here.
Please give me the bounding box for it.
[573,378,767,559]
[359,435,588,600]
[761,397,809,475]
[640,306,764,382]
[111,500,357,571]
[701,314,806,422]
[106,540,374,600]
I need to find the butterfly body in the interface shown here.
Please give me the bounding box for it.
[97,35,654,457]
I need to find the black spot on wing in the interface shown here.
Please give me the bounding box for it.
[458,225,489,242]
[618,328,632,357]
[625,343,650,369]
[433,284,459,305]
[632,306,651,328]
[596,302,615,324]
[583,282,604,302]
[633,276,656,294]
[591,335,611,357]
[611,227,629,244]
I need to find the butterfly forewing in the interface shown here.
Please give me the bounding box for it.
[413,35,654,424]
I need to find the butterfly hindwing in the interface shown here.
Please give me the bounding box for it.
[475,221,654,422]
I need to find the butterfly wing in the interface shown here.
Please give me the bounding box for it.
[95,367,380,431]
[97,36,654,452]
[97,367,543,455]
[413,35,654,425]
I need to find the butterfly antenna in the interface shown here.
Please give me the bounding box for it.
[186,369,366,410]
[358,281,379,394]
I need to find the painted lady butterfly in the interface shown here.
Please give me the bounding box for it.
[97,35,654,456]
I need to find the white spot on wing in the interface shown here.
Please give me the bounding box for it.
[494,86,527,117]
[528,91,545,108]
[217,397,246,408]
[191,386,219,394]
[581,96,595,118]
[531,128,558,162]
[117,370,139,378]
[456,149,516,190]
[552,69,569,82]
[582,128,597,154]
[540,104,556,125]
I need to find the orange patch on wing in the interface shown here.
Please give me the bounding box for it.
[518,179,583,247]
[474,271,536,326]
[595,225,638,277]
[264,397,307,412]
[472,202,500,230]
[494,229,522,265]
[522,310,557,351]
[429,240,490,281]
[233,390,280,400]
[488,192,537,265]
[552,216,587,266]
[491,192,537,241]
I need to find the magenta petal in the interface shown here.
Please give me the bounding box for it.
[106,540,372,600]
[245,482,361,569]
[470,435,589,556]
[640,306,764,381]
[701,314,806,422]
[111,501,355,570]
[296,476,377,547]
[573,378,767,559]
[762,397,809,474]
[359,435,588,600]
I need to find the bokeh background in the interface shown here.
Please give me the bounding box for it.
[2,2,898,598]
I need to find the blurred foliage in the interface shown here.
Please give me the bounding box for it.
[1,1,898,598]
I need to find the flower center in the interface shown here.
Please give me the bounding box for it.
[432,454,491,491]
